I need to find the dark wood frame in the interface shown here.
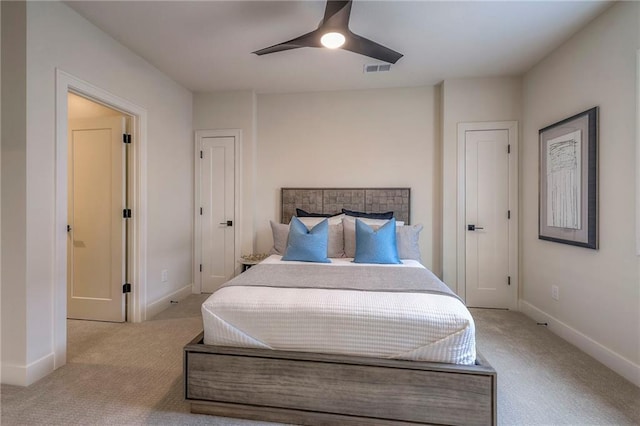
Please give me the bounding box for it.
[185,333,496,425]
[539,107,598,249]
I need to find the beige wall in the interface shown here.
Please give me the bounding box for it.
[1,1,193,385]
[255,87,440,270]
[440,77,523,292]
[521,1,639,380]
[193,82,524,282]
[193,91,257,255]
[1,0,27,381]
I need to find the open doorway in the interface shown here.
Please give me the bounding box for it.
[67,93,130,322]
[54,69,149,370]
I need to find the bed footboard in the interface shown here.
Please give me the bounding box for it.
[184,333,496,426]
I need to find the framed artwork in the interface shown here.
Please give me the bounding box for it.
[539,107,598,249]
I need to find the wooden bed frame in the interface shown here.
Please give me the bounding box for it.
[185,333,496,425]
[185,187,497,425]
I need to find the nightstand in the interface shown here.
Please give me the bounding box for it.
[238,254,269,272]
[239,259,260,272]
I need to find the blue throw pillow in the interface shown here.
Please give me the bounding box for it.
[282,217,331,263]
[353,218,402,264]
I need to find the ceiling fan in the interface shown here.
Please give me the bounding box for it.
[252,0,403,64]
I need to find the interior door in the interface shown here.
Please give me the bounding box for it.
[68,116,126,322]
[465,129,512,308]
[200,136,235,293]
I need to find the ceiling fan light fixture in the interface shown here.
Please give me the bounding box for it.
[320,31,346,49]
[252,1,403,64]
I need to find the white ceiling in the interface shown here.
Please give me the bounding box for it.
[65,1,612,94]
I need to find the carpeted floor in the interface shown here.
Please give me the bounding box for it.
[1,294,638,425]
[472,308,639,425]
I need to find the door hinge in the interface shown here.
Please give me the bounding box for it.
[123,134,132,144]
[123,208,132,218]
[507,144,511,154]
[200,207,203,215]
[200,150,203,159]
[508,276,511,286]
[508,210,511,219]
[123,283,132,293]
[199,264,202,272]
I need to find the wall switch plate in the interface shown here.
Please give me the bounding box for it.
[161,269,168,282]
[551,285,559,301]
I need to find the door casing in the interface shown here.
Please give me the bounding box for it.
[457,121,518,310]
[55,69,148,369]
[193,129,242,294]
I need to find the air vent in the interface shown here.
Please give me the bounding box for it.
[363,63,392,73]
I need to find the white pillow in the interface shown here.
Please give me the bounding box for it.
[327,223,345,258]
[341,216,404,227]
[396,224,423,261]
[269,221,289,255]
[297,214,346,228]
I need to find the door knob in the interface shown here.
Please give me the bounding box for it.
[219,220,233,227]
[467,224,484,231]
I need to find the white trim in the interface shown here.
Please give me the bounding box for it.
[145,283,194,320]
[520,300,640,387]
[55,69,148,370]
[457,121,519,310]
[193,129,243,294]
[1,352,55,386]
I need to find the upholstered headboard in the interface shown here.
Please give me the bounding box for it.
[281,188,411,224]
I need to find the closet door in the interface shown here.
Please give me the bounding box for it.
[200,135,236,293]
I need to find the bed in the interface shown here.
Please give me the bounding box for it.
[185,188,496,425]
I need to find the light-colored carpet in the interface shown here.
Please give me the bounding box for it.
[471,308,639,425]
[1,295,638,425]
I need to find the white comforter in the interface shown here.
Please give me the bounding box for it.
[202,256,476,364]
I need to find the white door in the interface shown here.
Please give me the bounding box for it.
[464,129,513,308]
[200,136,235,293]
[68,116,126,322]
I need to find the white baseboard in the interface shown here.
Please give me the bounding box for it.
[146,283,194,320]
[519,299,640,387]
[1,352,55,386]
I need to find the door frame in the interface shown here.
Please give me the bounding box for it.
[55,69,148,368]
[193,129,242,294]
[456,121,518,310]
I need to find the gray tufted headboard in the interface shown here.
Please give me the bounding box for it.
[281,188,410,224]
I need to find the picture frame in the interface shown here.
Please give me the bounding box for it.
[539,107,598,249]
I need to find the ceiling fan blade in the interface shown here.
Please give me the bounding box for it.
[322,0,352,29]
[253,0,403,63]
[342,32,403,64]
[252,30,321,56]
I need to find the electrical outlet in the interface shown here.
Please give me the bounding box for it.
[551,285,559,301]
[161,269,168,282]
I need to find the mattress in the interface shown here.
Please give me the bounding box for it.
[202,255,476,365]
